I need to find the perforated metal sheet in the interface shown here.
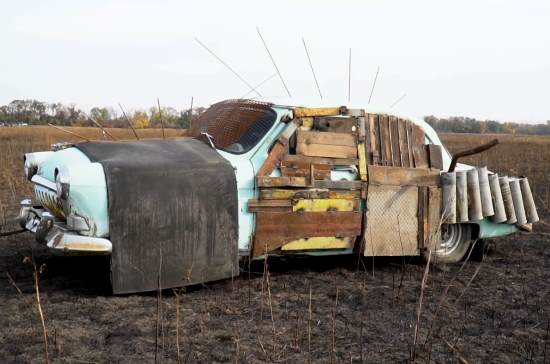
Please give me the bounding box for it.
[365,185,419,256]
[189,99,274,148]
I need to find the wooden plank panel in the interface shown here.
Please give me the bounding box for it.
[297,143,357,159]
[281,236,353,251]
[418,187,428,249]
[281,166,330,180]
[315,117,357,133]
[283,154,358,166]
[294,107,344,118]
[427,186,442,252]
[378,115,392,166]
[367,165,441,187]
[357,143,368,181]
[297,130,356,147]
[406,121,414,167]
[389,116,401,167]
[257,176,309,187]
[398,119,410,167]
[292,198,357,212]
[368,114,379,165]
[427,144,443,170]
[411,125,428,168]
[313,180,363,190]
[256,141,286,177]
[255,211,362,237]
[259,189,360,200]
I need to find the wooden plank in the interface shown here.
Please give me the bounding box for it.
[364,115,373,165]
[257,176,309,187]
[280,160,331,170]
[427,186,442,252]
[297,130,356,147]
[389,116,401,167]
[255,211,362,237]
[368,114,379,165]
[293,106,345,118]
[411,125,428,168]
[296,130,357,159]
[367,165,441,187]
[427,144,443,170]
[357,143,368,181]
[256,141,286,177]
[417,187,428,249]
[406,121,414,167]
[380,115,392,166]
[281,166,330,180]
[313,180,363,190]
[292,198,357,212]
[314,117,357,133]
[281,236,353,251]
[247,199,292,213]
[259,188,360,200]
[300,117,314,131]
[279,118,301,143]
[398,118,411,167]
[283,154,358,166]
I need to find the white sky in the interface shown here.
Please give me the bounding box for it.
[1,0,549,123]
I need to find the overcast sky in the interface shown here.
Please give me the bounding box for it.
[1,0,549,123]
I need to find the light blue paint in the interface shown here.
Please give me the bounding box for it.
[33,148,109,238]
[218,106,292,251]
[472,218,519,239]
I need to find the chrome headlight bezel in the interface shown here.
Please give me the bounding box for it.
[55,167,70,200]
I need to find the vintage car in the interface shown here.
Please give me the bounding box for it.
[18,99,539,293]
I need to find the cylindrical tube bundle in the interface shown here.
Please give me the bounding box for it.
[467,169,483,221]
[441,172,457,223]
[489,173,507,223]
[499,176,516,224]
[520,178,539,223]
[456,171,469,222]
[477,166,494,217]
[509,178,527,226]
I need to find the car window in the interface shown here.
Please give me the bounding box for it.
[190,99,276,154]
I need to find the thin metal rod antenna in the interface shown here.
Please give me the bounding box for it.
[368,66,380,104]
[348,48,352,102]
[302,37,322,99]
[47,123,91,141]
[256,26,291,97]
[195,37,261,97]
[89,116,117,140]
[390,93,407,109]
[118,103,140,140]
[157,98,166,139]
[240,73,277,99]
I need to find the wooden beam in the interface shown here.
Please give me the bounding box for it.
[367,165,441,187]
[398,118,411,167]
[313,180,363,190]
[412,125,428,168]
[389,116,401,167]
[283,154,358,166]
[256,141,287,177]
[257,176,309,187]
[293,106,346,118]
[259,188,360,200]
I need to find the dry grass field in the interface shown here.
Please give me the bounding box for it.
[0,127,549,363]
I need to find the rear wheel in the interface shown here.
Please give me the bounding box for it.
[426,224,473,264]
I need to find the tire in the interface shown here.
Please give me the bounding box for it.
[425,224,473,264]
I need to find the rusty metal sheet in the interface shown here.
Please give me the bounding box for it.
[365,185,419,256]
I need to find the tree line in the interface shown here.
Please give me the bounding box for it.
[425,115,550,135]
[0,99,206,129]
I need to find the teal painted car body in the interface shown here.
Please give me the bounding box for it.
[26,103,518,254]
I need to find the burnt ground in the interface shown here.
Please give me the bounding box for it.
[1,219,550,363]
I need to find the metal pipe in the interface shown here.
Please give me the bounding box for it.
[456,171,469,222]
[477,166,494,217]
[509,178,527,226]
[489,174,507,223]
[467,169,483,221]
[441,172,457,223]
[520,178,539,223]
[499,176,516,224]
[448,139,498,173]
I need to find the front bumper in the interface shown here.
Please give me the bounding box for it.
[18,199,112,255]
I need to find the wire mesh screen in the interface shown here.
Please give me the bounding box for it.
[189,99,274,149]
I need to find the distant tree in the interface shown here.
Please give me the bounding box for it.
[132,111,149,129]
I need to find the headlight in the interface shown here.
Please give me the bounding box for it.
[55,167,70,200]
